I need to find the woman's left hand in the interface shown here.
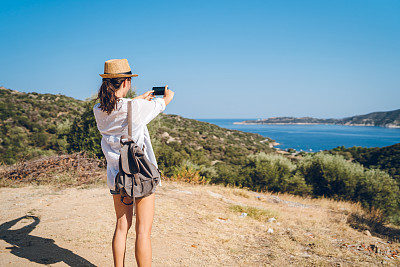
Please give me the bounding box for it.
[133,91,155,101]
[142,91,155,101]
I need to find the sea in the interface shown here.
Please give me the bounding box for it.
[197,119,400,152]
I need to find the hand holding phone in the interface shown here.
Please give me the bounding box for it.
[163,85,174,106]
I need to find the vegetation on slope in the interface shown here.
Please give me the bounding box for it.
[0,87,84,164]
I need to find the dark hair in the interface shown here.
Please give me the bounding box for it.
[97,77,131,114]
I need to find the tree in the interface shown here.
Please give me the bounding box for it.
[66,100,103,158]
[241,153,311,196]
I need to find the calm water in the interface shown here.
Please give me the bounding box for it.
[197,119,400,152]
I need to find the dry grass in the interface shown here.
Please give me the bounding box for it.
[0,153,106,188]
[158,181,400,266]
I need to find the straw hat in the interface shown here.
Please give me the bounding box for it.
[100,59,138,78]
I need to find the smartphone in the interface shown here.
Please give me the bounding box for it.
[152,86,167,96]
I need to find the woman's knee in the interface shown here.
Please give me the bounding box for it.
[116,217,133,233]
[134,194,155,236]
[135,221,152,237]
[113,194,134,232]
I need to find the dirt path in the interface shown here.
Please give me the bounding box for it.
[1,181,399,266]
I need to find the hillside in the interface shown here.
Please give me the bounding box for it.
[236,109,400,128]
[1,181,399,266]
[0,87,84,164]
[339,109,400,128]
[0,87,274,167]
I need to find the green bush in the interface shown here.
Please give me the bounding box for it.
[297,153,364,200]
[212,162,245,186]
[154,142,185,176]
[66,101,102,158]
[241,153,312,196]
[326,144,400,185]
[298,153,400,223]
[31,132,48,147]
[354,168,400,220]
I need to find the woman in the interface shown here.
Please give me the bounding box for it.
[93,59,174,267]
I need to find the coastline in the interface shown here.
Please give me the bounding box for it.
[234,122,331,125]
[200,119,400,152]
[233,122,400,128]
[268,141,280,148]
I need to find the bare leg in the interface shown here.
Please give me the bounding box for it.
[112,195,134,267]
[135,193,155,267]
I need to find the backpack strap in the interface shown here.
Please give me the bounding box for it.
[120,135,133,145]
[128,99,133,137]
[120,196,136,217]
[133,172,141,187]
[120,196,134,206]
[117,100,138,216]
[126,100,145,151]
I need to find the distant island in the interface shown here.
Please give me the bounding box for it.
[235,109,400,128]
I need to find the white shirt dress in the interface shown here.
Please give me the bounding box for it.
[93,97,166,191]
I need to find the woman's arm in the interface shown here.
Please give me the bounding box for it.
[133,85,174,105]
[132,91,155,101]
[130,85,174,126]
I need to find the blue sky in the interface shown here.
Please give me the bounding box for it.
[1,0,399,119]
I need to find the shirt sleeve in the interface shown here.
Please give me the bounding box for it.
[134,98,166,126]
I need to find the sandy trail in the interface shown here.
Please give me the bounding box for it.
[0,182,260,266]
[1,181,399,266]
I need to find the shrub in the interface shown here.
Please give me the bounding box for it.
[212,162,246,186]
[241,153,312,196]
[354,168,400,221]
[298,153,400,224]
[66,101,103,158]
[171,161,210,185]
[154,142,185,177]
[31,132,48,147]
[297,153,364,200]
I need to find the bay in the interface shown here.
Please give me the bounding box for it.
[197,119,400,152]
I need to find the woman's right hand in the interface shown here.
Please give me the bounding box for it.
[163,85,174,106]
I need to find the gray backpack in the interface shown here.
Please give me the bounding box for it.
[114,135,160,206]
[114,100,161,208]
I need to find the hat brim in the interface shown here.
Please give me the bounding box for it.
[99,73,138,78]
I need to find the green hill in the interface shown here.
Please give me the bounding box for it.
[0,87,84,164]
[339,109,400,128]
[0,87,274,169]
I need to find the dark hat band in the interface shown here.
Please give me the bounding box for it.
[104,71,132,75]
